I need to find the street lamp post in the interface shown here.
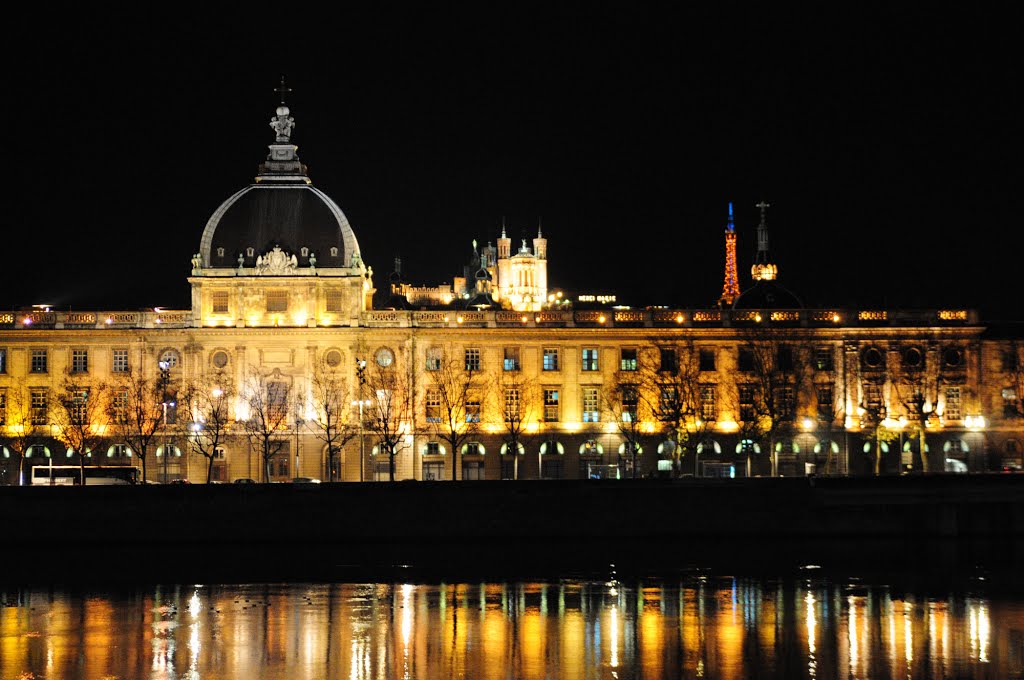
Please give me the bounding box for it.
[354,358,368,482]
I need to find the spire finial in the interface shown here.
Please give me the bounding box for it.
[501,216,507,239]
[537,217,543,238]
[727,201,735,233]
[276,75,292,105]
[751,200,777,281]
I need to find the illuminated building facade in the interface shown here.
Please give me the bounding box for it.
[1,100,1022,484]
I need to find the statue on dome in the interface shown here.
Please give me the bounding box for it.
[270,106,295,143]
[191,253,202,270]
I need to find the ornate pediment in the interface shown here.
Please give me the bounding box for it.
[255,246,298,275]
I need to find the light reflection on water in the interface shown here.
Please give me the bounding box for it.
[1,577,1022,679]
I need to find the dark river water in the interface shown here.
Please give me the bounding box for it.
[2,570,1023,680]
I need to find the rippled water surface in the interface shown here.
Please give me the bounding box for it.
[2,574,1023,679]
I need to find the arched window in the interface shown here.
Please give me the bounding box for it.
[863,441,890,453]
[107,444,133,458]
[943,439,969,455]
[617,442,643,455]
[461,442,485,456]
[579,440,603,455]
[774,440,800,454]
[25,445,51,458]
[421,442,447,456]
[736,439,761,454]
[156,445,182,457]
[500,442,525,455]
[813,440,840,455]
[539,440,564,455]
[657,440,676,456]
[697,440,722,455]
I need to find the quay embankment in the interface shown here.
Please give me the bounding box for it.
[3,475,1023,584]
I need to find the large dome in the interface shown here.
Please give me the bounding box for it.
[199,184,359,269]
[732,280,804,309]
[197,101,361,270]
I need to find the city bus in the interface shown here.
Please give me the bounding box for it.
[31,465,140,486]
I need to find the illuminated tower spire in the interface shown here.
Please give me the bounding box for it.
[718,202,740,307]
[751,200,777,281]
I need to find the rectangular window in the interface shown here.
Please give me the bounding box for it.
[659,386,678,419]
[699,349,716,372]
[864,383,882,411]
[777,345,793,372]
[620,385,638,422]
[815,347,834,371]
[620,348,638,371]
[816,385,834,420]
[739,385,756,421]
[465,395,481,423]
[583,387,600,423]
[582,348,599,372]
[267,381,289,421]
[504,388,521,423]
[425,347,442,371]
[659,348,678,373]
[464,348,481,371]
[112,389,129,423]
[503,347,520,371]
[462,460,485,480]
[266,290,288,313]
[71,389,89,425]
[112,349,130,374]
[465,442,482,456]
[0,348,6,374]
[71,349,89,374]
[212,290,229,314]
[425,388,441,423]
[775,385,795,420]
[325,288,344,313]
[31,389,48,425]
[543,388,560,422]
[270,442,290,481]
[0,389,6,425]
[425,441,441,455]
[541,458,564,480]
[945,386,962,420]
[501,458,516,480]
[31,349,48,374]
[738,348,754,372]
[700,385,717,421]
[542,348,559,371]
[423,461,444,480]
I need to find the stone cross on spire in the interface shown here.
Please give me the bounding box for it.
[270,76,295,143]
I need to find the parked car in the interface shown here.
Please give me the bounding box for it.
[291,477,321,484]
[233,478,257,484]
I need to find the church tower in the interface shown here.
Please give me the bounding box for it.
[718,202,740,307]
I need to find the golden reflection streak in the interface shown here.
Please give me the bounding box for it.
[805,591,817,679]
[848,596,858,679]
[904,600,913,666]
[610,604,619,668]
[401,584,413,680]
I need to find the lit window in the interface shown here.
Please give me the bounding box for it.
[583,387,600,423]
[543,389,560,422]
[815,347,834,371]
[70,389,89,425]
[267,381,289,422]
[503,347,520,371]
[658,386,678,419]
[620,385,638,422]
[543,348,559,371]
[816,385,834,420]
[465,395,481,423]
[739,385,756,421]
[464,348,481,372]
[582,348,599,372]
[774,385,795,420]
[0,389,6,425]
[620,348,638,371]
[112,389,129,422]
[426,347,443,371]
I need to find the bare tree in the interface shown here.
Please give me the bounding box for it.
[487,368,539,480]
[602,367,653,480]
[107,369,164,484]
[240,367,292,483]
[0,379,51,485]
[422,344,482,481]
[50,375,111,486]
[180,373,235,483]
[363,358,413,482]
[857,390,899,476]
[639,341,716,477]
[308,356,358,481]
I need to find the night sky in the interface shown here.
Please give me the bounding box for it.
[4,7,1019,319]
